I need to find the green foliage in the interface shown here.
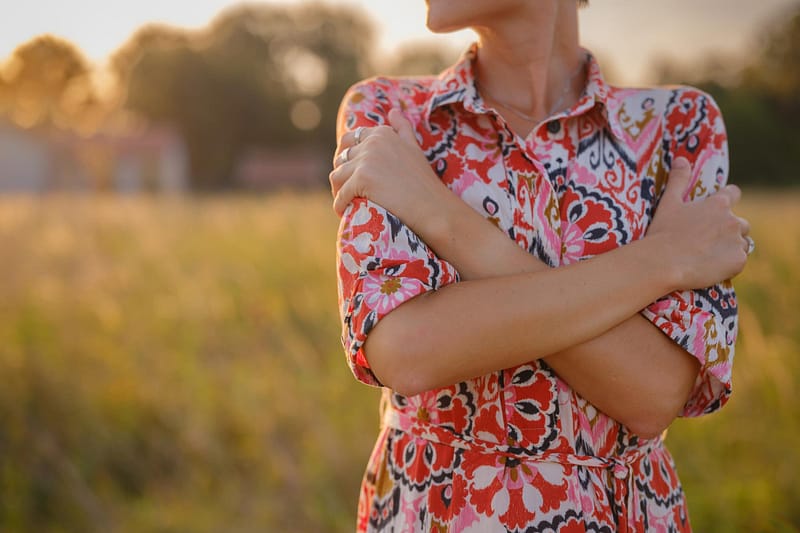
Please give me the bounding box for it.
[665,192,800,532]
[753,6,800,112]
[115,3,376,190]
[386,41,462,77]
[660,4,800,188]
[0,192,797,532]
[0,193,380,532]
[0,35,96,128]
[4,1,795,191]
[701,84,800,188]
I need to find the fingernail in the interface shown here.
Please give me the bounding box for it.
[673,157,690,169]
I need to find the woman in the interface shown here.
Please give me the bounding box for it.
[330,0,751,530]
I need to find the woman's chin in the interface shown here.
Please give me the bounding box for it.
[425,15,454,33]
[425,1,473,33]
[426,20,464,34]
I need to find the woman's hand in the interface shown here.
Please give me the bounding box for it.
[647,157,750,290]
[329,109,450,234]
[332,108,545,280]
[331,110,751,293]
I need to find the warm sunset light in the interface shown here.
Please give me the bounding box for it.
[0,0,795,83]
[0,1,797,531]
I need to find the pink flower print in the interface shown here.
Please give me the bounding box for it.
[362,273,424,316]
[560,222,586,265]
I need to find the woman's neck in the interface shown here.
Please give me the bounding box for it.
[472,1,584,125]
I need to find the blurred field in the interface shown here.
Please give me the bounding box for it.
[0,191,797,532]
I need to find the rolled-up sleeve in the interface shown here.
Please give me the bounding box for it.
[335,80,460,386]
[337,200,459,386]
[641,87,738,417]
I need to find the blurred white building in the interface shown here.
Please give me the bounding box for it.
[232,146,328,191]
[0,118,189,194]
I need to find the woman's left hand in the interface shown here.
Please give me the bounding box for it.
[329,109,450,232]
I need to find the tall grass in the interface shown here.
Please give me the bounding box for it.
[0,191,796,532]
[0,193,381,532]
[666,192,800,533]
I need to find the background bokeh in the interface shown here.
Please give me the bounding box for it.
[0,1,798,531]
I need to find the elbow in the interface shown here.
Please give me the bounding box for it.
[622,396,685,440]
[624,414,673,440]
[381,371,431,398]
[363,333,432,397]
[623,365,698,440]
[369,354,431,397]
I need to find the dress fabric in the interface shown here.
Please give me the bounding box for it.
[335,43,737,532]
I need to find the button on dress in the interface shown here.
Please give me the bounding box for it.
[335,43,737,532]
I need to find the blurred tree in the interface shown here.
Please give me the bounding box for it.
[108,23,190,88]
[113,2,377,190]
[287,2,376,150]
[717,4,800,188]
[748,6,800,119]
[656,3,800,188]
[386,41,461,76]
[0,75,7,116]
[0,35,97,129]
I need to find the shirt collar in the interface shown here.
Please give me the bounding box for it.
[422,43,483,123]
[423,41,625,140]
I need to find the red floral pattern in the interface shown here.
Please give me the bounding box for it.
[336,42,736,531]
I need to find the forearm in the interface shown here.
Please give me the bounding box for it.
[543,315,699,438]
[364,233,677,400]
[408,190,699,437]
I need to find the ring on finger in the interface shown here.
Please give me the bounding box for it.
[339,146,351,165]
[745,235,755,255]
[354,126,366,145]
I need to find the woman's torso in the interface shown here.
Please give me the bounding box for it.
[344,43,731,532]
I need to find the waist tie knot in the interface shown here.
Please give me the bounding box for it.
[612,462,630,479]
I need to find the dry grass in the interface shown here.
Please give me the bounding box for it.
[0,190,796,532]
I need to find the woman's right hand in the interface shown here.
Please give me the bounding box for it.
[329,108,450,229]
[646,157,750,290]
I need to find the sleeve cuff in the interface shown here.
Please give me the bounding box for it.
[641,287,736,417]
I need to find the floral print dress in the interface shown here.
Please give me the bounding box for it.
[335,43,737,532]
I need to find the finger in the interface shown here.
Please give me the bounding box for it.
[717,183,741,206]
[332,145,344,168]
[328,167,339,199]
[737,215,751,236]
[388,108,418,146]
[664,157,693,202]
[333,178,357,217]
[336,126,373,156]
[328,160,356,198]
[332,130,355,166]
[332,147,348,169]
[332,144,363,169]
[743,235,755,256]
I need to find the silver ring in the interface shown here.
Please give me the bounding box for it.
[745,236,755,255]
[339,146,351,165]
[354,126,365,145]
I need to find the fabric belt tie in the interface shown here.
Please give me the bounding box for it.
[382,404,651,531]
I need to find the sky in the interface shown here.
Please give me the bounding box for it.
[0,0,796,84]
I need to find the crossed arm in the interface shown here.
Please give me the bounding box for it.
[333,94,745,439]
[360,187,700,439]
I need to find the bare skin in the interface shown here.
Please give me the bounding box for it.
[429,0,585,135]
[330,0,751,439]
[331,118,747,437]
